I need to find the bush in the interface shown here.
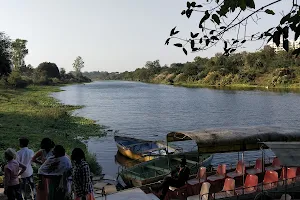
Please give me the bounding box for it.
[202,71,221,85]
[7,70,28,88]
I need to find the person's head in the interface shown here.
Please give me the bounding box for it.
[53,145,65,158]
[71,148,86,163]
[19,137,29,148]
[180,158,187,167]
[40,138,55,151]
[4,148,16,161]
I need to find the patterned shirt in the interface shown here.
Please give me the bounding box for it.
[72,160,94,197]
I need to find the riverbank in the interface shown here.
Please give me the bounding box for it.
[0,85,105,174]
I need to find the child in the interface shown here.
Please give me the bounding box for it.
[4,148,27,200]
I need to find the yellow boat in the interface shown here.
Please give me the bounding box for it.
[114,135,178,162]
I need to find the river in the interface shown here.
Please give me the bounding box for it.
[52,81,300,177]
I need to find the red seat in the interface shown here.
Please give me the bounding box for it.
[235,174,258,195]
[207,164,226,182]
[262,170,278,190]
[246,158,262,175]
[212,178,235,199]
[280,167,297,185]
[227,161,245,178]
[265,157,281,171]
[187,167,206,185]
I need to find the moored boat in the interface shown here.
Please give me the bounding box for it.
[114,135,179,162]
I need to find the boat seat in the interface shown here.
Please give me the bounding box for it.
[187,182,211,200]
[260,170,278,190]
[172,157,198,165]
[235,174,258,195]
[146,165,170,173]
[265,157,281,171]
[227,161,245,178]
[207,164,226,182]
[279,167,297,185]
[246,158,262,175]
[187,167,206,185]
[212,178,235,199]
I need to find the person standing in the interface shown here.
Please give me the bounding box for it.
[32,138,55,200]
[38,145,72,200]
[4,148,27,200]
[71,148,95,200]
[17,137,35,200]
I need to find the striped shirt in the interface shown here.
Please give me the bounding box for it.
[72,160,94,197]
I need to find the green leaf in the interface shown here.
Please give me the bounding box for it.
[245,0,255,9]
[183,48,187,55]
[273,31,281,47]
[190,32,199,38]
[211,36,219,40]
[174,43,183,47]
[265,9,275,15]
[200,11,210,25]
[205,39,210,46]
[212,14,220,25]
[181,10,186,15]
[199,38,203,44]
[241,40,246,43]
[209,30,215,35]
[280,13,291,24]
[283,26,289,39]
[239,0,247,10]
[295,25,300,41]
[224,41,228,49]
[170,27,179,36]
[220,26,226,29]
[165,38,170,45]
[283,39,289,52]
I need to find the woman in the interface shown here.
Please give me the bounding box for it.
[4,148,27,200]
[38,145,72,200]
[32,138,55,200]
[71,148,94,200]
[32,138,55,164]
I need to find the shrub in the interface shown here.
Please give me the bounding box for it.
[202,71,221,85]
[7,70,28,88]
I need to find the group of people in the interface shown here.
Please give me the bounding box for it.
[2,137,95,200]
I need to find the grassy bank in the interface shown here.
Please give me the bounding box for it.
[0,85,105,175]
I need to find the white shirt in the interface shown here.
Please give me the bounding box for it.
[17,147,34,178]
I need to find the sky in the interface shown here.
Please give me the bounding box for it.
[0,0,292,72]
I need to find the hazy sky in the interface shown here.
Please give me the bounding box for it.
[0,0,291,72]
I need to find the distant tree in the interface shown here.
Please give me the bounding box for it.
[0,32,12,77]
[11,39,28,69]
[60,68,66,79]
[73,56,84,77]
[144,60,162,75]
[37,62,60,78]
[166,0,300,56]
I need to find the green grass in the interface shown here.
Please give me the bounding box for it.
[0,85,105,175]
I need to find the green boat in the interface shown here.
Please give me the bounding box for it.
[120,151,213,187]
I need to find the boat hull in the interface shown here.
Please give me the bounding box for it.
[116,142,154,162]
[114,135,177,162]
[120,152,213,187]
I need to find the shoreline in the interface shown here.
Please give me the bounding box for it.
[0,85,105,175]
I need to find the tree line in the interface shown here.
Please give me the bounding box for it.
[0,32,91,88]
[84,46,300,87]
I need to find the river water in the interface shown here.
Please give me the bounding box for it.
[52,81,300,177]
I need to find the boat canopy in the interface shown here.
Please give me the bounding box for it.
[166,126,300,154]
[263,142,300,167]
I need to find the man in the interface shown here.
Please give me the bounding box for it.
[153,158,190,200]
[17,137,35,200]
